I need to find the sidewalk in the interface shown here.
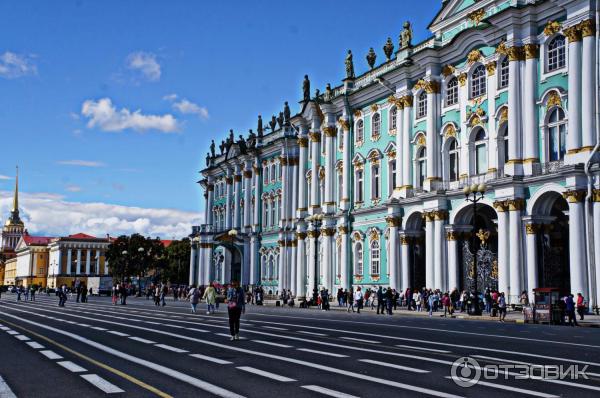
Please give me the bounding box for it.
[261,299,600,327]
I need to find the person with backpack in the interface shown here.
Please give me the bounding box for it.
[226,281,245,341]
[187,284,200,313]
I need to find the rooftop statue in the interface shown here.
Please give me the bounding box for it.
[277,112,284,129]
[257,115,264,137]
[383,37,394,61]
[248,129,256,148]
[210,140,216,158]
[228,129,234,145]
[283,101,291,126]
[400,21,413,49]
[366,47,377,69]
[206,152,210,167]
[219,140,225,154]
[345,50,355,79]
[269,115,277,132]
[302,75,310,103]
[325,83,332,101]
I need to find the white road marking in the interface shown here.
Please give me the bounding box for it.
[80,374,124,394]
[186,327,210,333]
[14,334,30,341]
[78,323,91,327]
[5,330,19,335]
[26,341,44,349]
[57,361,87,373]
[106,330,129,337]
[262,326,288,331]
[395,344,451,353]
[301,385,360,398]
[155,344,188,353]
[128,336,156,344]
[90,326,107,331]
[445,376,559,398]
[252,340,293,348]
[145,321,162,325]
[216,333,246,340]
[297,331,327,337]
[0,326,10,331]
[40,350,63,360]
[340,336,380,344]
[189,353,232,364]
[359,359,430,373]
[236,366,296,382]
[472,355,600,378]
[0,310,245,398]
[0,375,17,398]
[297,348,348,358]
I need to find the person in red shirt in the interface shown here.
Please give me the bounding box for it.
[576,293,586,321]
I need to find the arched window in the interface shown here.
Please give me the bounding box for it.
[548,107,567,161]
[355,169,364,202]
[416,146,427,188]
[271,198,276,227]
[390,107,397,130]
[276,196,281,224]
[372,113,381,138]
[548,35,566,71]
[448,138,459,182]
[371,163,380,199]
[388,158,397,196]
[474,129,488,174]
[370,240,380,275]
[417,92,427,118]
[337,171,343,203]
[271,164,276,182]
[446,78,458,106]
[356,120,364,143]
[264,200,270,227]
[471,65,487,98]
[261,255,267,280]
[499,57,509,88]
[499,124,509,168]
[268,255,274,279]
[354,242,363,275]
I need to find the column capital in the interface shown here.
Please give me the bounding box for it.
[385,216,401,227]
[322,126,337,137]
[401,95,413,108]
[446,231,459,241]
[564,25,582,42]
[337,225,348,235]
[507,198,525,211]
[524,43,540,59]
[413,79,440,94]
[387,95,404,109]
[225,177,233,185]
[308,132,321,143]
[206,184,214,191]
[507,46,525,61]
[485,62,496,75]
[422,211,435,222]
[592,189,600,202]
[400,235,410,245]
[562,189,586,203]
[233,174,242,182]
[297,137,309,147]
[320,227,336,237]
[525,223,540,235]
[243,170,252,179]
[296,231,307,240]
[493,200,509,212]
[307,230,320,239]
[199,242,213,249]
[458,73,467,86]
[337,118,350,131]
[432,209,448,221]
[580,19,596,38]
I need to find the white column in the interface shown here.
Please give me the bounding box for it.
[307,228,318,298]
[189,244,197,285]
[387,217,399,290]
[85,249,91,275]
[341,118,352,210]
[290,239,297,295]
[494,201,510,297]
[581,20,596,151]
[525,222,539,303]
[233,166,242,229]
[446,229,459,291]
[321,224,335,293]
[400,235,410,290]
[395,104,404,189]
[425,212,435,289]
[249,236,259,285]
[401,97,413,194]
[309,131,321,213]
[324,124,336,213]
[565,26,582,159]
[243,164,252,230]
[508,199,524,303]
[593,194,600,309]
[523,44,539,174]
[566,191,588,298]
[296,224,307,297]
[57,248,63,275]
[206,177,214,226]
[425,83,440,189]
[506,47,523,176]
[291,157,298,219]
[433,211,446,290]
[338,226,349,290]
[277,238,285,293]
[76,249,82,275]
[242,238,250,286]
[225,171,233,230]
[297,129,309,215]
[486,62,498,174]
[280,156,288,227]
[253,161,262,230]
[203,244,213,285]
[67,248,72,274]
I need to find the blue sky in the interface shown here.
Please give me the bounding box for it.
[0,0,440,238]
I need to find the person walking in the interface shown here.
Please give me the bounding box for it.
[376,287,385,315]
[576,293,586,321]
[80,284,87,303]
[203,283,217,314]
[187,284,200,313]
[112,284,118,305]
[347,289,355,313]
[161,284,168,306]
[385,287,394,315]
[154,285,161,306]
[498,292,507,322]
[354,287,364,314]
[226,281,245,341]
[565,294,577,326]
[29,286,36,301]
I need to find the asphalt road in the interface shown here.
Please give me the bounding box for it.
[0,293,599,398]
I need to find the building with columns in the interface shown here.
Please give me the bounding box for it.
[190,0,600,307]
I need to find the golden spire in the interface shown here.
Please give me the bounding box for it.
[5,166,24,227]
[12,166,18,213]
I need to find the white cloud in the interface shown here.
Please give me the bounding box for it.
[57,160,106,167]
[81,98,179,133]
[0,175,12,180]
[0,51,37,79]
[164,94,209,120]
[0,191,203,239]
[126,51,161,82]
[65,185,82,192]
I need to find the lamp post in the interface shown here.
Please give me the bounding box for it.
[121,250,128,284]
[463,182,487,315]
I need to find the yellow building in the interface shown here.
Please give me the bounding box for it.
[3,257,16,286]
[14,235,53,288]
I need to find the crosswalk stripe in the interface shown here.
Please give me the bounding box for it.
[396,344,451,353]
[298,348,348,358]
[0,375,17,398]
[40,350,63,360]
[340,336,380,344]
[262,326,288,331]
[107,330,129,337]
[252,340,293,348]
[14,334,30,341]
[297,331,327,337]
[5,330,19,335]
[57,361,87,373]
[359,359,430,373]
[26,341,45,349]
[301,385,360,398]
[186,327,210,333]
[128,336,156,344]
[189,353,232,364]
[445,376,559,398]
[155,344,188,353]
[236,366,296,382]
[80,374,124,394]
[216,333,246,340]
[90,326,107,331]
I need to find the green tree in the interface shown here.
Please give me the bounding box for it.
[164,238,191,284]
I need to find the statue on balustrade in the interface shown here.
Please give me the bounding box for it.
[345,50,355,79]
[257,115,264,138]
[283,101,291,126]
[303,75,311,103]
[400,21,413,49]
[210,140,216,158]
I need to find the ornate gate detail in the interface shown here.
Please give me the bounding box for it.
[462,229,498,292]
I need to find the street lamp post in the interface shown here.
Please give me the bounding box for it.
[121,250,128,284]
[463,182,487,316]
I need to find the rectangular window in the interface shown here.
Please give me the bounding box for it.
[355,170,364,202]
